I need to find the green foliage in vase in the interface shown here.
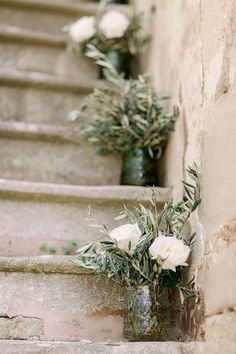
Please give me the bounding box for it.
[74,164,201,302]
[72,46,178,158]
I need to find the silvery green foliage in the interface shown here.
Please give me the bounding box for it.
[74,165,201,302]
[76,46,178,157]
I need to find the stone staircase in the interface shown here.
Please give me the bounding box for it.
[0,0,201,352]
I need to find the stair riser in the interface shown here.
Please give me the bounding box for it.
[0,86,87,124]
[0,196,141,256]
[0,42,97,80]
[0,271,125,341]
[0,137,121,185]
[0,7,86,35]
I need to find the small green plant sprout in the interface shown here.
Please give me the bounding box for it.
[39,240,79,256]
[39,244,57,255]
[61,240,79,255]
[71,45,178,158]
[74,164,201,303]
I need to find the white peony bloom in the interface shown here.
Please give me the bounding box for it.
[99,11,130,39]
[110,223,142,253]
[69,16,96,43]
[149,233,191,272]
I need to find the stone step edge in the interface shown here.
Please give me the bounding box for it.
[0,25,67,48]
[0,121,80,144]
[0,179,172,204]
[0,339,203,353]
[0,69,96,93]
[0,0,129,16]
[0,255,88,275]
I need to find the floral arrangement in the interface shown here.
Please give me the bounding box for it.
[74,165,201,302]
[65,4,148,56]
[70,46,178,159]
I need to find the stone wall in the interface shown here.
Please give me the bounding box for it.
[138,0,236,352]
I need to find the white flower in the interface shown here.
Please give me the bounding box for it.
[69,16,96,43]
[110,223,142,253]
[149,233,191,272]
[99,11,129,39]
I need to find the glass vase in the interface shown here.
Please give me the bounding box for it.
[123,286,172,341]
[120,148,157,186]
[99,51,130,79]
[97,0,128,3]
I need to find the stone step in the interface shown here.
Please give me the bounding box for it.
[0,69,96,124]
[0,25,98,80]
[0,121,121,185]
[0,0,129,35]
[0,179,171,256]
[0,255,125,342]
[0,339,202,354]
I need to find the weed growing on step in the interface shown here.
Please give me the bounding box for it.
[39,240,78,256]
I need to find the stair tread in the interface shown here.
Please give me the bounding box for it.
[0,0,130,16]
[0,339,202,354]
[0,24,67,47]
[0,68,97,93]
[0,178,172,204]
[0,255,88,274]
[0,121,79,143]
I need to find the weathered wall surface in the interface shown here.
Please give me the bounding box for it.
[139,0,236,353]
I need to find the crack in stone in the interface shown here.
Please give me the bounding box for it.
[206,307,236,319]
[199,0,205,107]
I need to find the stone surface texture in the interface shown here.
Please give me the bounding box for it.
[0,340,203,354]
[139,0,236,352]
[0,272,124,341]
[0,316,44,340]
[0,70,94,123]
[0,1,129,34]
[0,182,168,256]
[0,135,121,185]
[0,35,98,80]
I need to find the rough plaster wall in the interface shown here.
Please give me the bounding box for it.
[139,0,236,352]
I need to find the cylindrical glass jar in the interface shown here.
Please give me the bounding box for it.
[120,148,157,186]
[97,0,128,3]
[123,286,172,341]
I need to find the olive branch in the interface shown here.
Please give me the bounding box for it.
[74,165,201,302]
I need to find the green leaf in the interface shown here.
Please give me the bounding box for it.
[191,199,201,212]
[67,240,78,247]
[184,186,193,201]
[182,181,195,189]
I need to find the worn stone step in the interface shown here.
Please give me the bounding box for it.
[0,121,121,185]
[0,69,96,124]
[0,25,98,80]
[0,339,203,354]
[0,0,129,35]
[0,255,125,341]
[0,179,171,256]
[0,256,202,347]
